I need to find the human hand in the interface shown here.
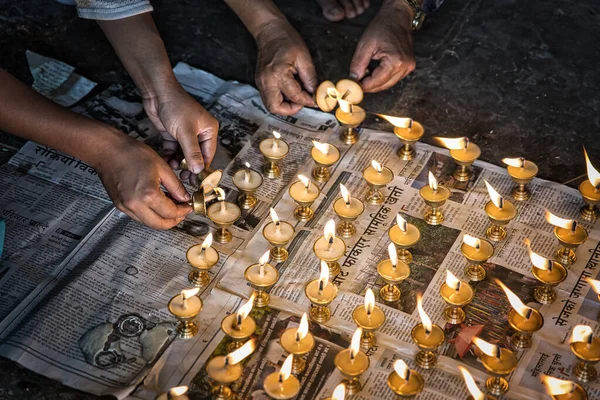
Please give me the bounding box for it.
[96,134,192,230]
[255,19,318,115]
[349,1,415,92]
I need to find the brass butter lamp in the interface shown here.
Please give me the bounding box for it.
[244,251,280,308]
[483,179,517,242]
[311,141,340,183]
[419,171,450,225]
[545,210,588,267]
[388,213,420,265]
[387,359,424,399]
[259,131,289,179]
[525,238,567,304]
[333,184,364,239]
[579,146,600,222]
[458,366,495,400]
[206,339,256,400]
[352,288,386,351]
[221,293,256,353]
[280,313,314,375]
[435,136,481,182]
[542,374,588,400]
[263,354,300,400]
[378,114,425,161]
[461,234,494,282]
[186,233,219,287]
[411,293,445,369]
[263,208,295,263]
[334,327,370,395]
[440,270,474,325]
[305,261,338,323]
[377,243,410,303]
[502,157,538,201]
[570,325,600,383]
[472,337,517,396]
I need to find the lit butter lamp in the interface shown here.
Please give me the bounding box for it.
[542,374,588,400]
[313,219,347,278]
[496,279,543,351]
[259,131,289,179]
[472,337,517,396]
[435,137,481,182]
[221,293,256,353]
[305,261,338,323]
[411,293,445,369]
[546,210,589,267]
[186,233,219,287]
[387,359,424,399]
[187,169,223,216]
[263,354,301,400]
[206,339,256,400]
[580,147,600,222]
[389,213,420,265]
[461,234,494,282]
[168,288,202,339]
[440,270,474,325]
[322,383,345,400]
[570,325,600,383]
[280,313,315,375]
[244,251,280,308]
[458,366,494,400]
[379,114,424,161]
[155,386,189,400]
[289,174,320,222]
[334,327,370,395]
[334,184,365,238]
[483,179,517,242]
[419,171,451,226]
[207,187,241,244]
[232,162,263,209]
[525,238,567,304]
[377,243,410,303]
[336,98,366,145]
[584,277,600,306]
[311,141,341,183]
[362,160,394,206]
[502,157,538,201]
[352,288,386,351]
[315,79,363,114]
[263,208,295,263]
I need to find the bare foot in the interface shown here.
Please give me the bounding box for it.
[315,0,370,21]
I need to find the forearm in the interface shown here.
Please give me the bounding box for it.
[0,69,125,167]
[223,0,288,40]
[97,13,177,97]
[381,0,415,27]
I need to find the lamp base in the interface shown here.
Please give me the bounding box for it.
[580,204,600,222]
[555,247,576,266]
[270,246,288,263]
[340,128,358,145]
[237,193,257,209]
[312,166,330,183]
[465,264,486,282]
[291,355,307,376]
[453,165,472,182]
[215,228,232,244]
[337,221,356,239]
[424,208,444,226]
[309,304,331,323]
[327,261,341,279]
[575,361,598,383]
[512,184,531,201]
[485,224,507,242]
[176,321,198,339]
[262,162,281,179]
[398,249,413,265]
[294,205,314,222]
[510,332,532,351]
[254,290,270,308]
[485,376,509,396]
[189,270,210,287]
[397,144,416,161]
[443,306,466,325]
[360,332,376,352]
[415,350,437,370]
[365,189,385,205]
[380,284,401,303]
[212,385,233,400]
[534,286,557,304]
[342,377,363,396]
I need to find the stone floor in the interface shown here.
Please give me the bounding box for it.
[0,0,599,398]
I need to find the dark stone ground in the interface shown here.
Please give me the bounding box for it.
[0,0,598,398]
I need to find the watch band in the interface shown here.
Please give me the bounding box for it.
[403,0,426,31]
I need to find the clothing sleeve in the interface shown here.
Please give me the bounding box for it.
[74,0,153,20]
[422,0,444,14]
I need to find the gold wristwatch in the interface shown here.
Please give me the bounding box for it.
[403,0,426,31]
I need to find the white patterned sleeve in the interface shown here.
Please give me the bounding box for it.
[74,0,153,20]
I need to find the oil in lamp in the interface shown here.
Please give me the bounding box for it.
[280,313,315,375]
[570,325,600,382]
[155,386,189,400]
[524,238,567,304]
[263,354,301,400]
[305,261,338,323]
[186,233,219,287]
[168,288,202,339]
[546,210,589,266]
[362,160,394,205]
[411,293,445,369]
[388,213,420,264]
[313,219,347,278]
[379,114,425,161]
[334,327,370,395]
[259,131,289,179]
[496,279,543,350]
[352,288,386,351]
[387,359,424,399]
[579,147,600,222]
[206,339,256,400]
[263,208,295,263]
[232,162,263,209]
[377,243,410,303]
[439,270,474,325]
[419,171,451,225]
[321,383,345,400]
[221,293,256,352]
[471,337,517,396]
[457,366,494,400]
[289,175,320,222]
[336,98,366,145]
[483,179,517,242]
[461,234,494,282]
[311,141,341,183]
[435,137,481,182]
[333,184,365,238]
[244,251,280,308]
[206,187,241,244]
[502,157,538,201]
[542,374,588,400]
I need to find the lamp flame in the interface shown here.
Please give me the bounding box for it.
[396,213,407,233]
[332,383,346,400]
[236,292,255,326]
[435,136,469,150]
[312,140,330,154]
[273,131,281,140]
[279,354,293,383]
[201,233,213,250]
[463,234,481,250]
[225,338,256,365]
[324,219,336,243]
[377,114,413,129]
[365,288,375,316]
[524,238,553,270]
[269,208,280,225]
[393,359,411,381]
[472,337,499,358]
[585,277,600,294]
[484,180,504,209]
[428,171,438,191]
[349,327,362,360]
[214,187,226,201]
[571,325,593,344]
[340,184,351,205]
[416,292,433,334]
[458,366,485,400]
[244,161,251,169]
[584,146,600,188]
[495,279,532,319]
[541,374,575,396]
[371,160,383,173]
[545,210,577,230]
[168,386,189,396]
[446,270,461,291]
[338,98,352,113]
[388,243,398,268]
[298,174,310,189]
[259,250,270,276]
[319,261,329,291]
[296,313,309,342]
[502,157,526,168]
[181,288,200,300]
